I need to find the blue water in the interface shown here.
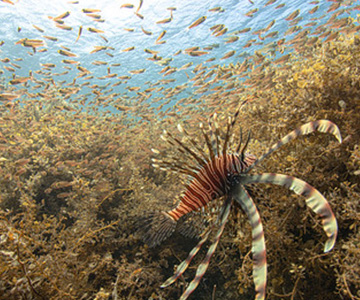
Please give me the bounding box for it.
[0,0,358,112]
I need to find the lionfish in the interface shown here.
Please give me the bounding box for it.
[138,106,341,300]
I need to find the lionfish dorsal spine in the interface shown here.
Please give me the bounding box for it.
[177,123,210,163]
[200,122,215,161]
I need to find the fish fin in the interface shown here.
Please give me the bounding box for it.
[179,196,232,300]
[176,212,208,239]
[137,211,177,247]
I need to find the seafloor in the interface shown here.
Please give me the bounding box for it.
[0,34,359,300]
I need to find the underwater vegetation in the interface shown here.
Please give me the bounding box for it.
[0,31,359,300]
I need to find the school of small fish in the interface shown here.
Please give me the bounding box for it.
[0,0,358,120]
[0,0,359,300]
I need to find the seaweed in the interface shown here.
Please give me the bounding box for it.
[0,32,359,300]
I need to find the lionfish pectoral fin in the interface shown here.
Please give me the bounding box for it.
[176,213,208,239]
[137,211,177,248]
[245,120,342,172]
[231,182,267,300]
[238,173,338,253]
[178,196,232,300]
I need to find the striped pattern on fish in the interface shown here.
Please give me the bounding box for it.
[138,107,341,300]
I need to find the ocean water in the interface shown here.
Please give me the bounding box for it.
[0,1,359,300]
[0,0,358,113]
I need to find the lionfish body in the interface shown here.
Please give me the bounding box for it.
[167,153,257,220]
[139,106,342,300]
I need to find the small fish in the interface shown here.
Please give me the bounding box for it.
[123,28,135,32]
[82,8,101,13]
[129,68,146,74]
[1,58,10,63]
[53,11,70,20]
[220,50,235,59]
[327,2,340,13]
[88,27,104,33]
[144,48,159,55]
[9,77,30,85]
[188,51,209,57]
[4,66,15,72]
[188,16,206,29]
[120,3,134,8]
[156,30,166,43]
[265,20,276,31]
[208,7,224,12]
[60,45,71,51]
[0,93,19,101]
[41,63,56,68]
[122,46,135,52]
[62,59,79,64]
[99,35,109,43]
[86,13,102,19]
[185,46,199,52]
[265,0,277,5]
[141,27,152,35]
[1,0,15,4]
[136,0,143,13]
[245,8,258,17]
[156,16,173,24]
[55,24,73,31]
[273,53,291,64]
[75,26,83,42]
[225,36,239,43]
[58,49,77,57]
[134,12,144,19]
[43,35,58,41]
[308,5,318,14]
[92,61,107,65]
[33,25,44,32]
[214,27,227,37]
[285,9,300,21]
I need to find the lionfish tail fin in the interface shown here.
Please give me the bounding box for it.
[137,211,177,248]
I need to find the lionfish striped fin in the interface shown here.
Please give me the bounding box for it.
[245,120,342,172]
[200,122,215,161]
[237,173,338,252]
[177,124,211,163]
[179,196,232,300]
[161,227,213,288]
[137,211,177,248]
[231,183,267,300]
